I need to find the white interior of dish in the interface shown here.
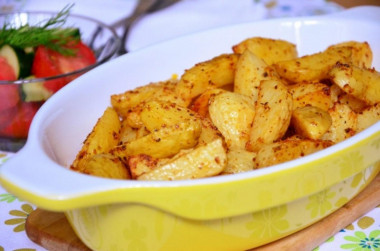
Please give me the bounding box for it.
[3,7,380,197]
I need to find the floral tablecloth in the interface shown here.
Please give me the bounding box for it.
[1,0,379,250]
[0,151,379,250]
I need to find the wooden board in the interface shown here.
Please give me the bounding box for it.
[26,174,380,251]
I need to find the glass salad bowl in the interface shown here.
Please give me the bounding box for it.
[0,10,120,151]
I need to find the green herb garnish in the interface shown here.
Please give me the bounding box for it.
[0,4,80,56]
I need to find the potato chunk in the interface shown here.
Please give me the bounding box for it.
[329,62,380,105]
[234,50,279,104]
[175,53,239,106]
[274,46,353,83]
[322,103,357,143]
[291,106,332,140]
[248,79,293,151]
[81,154,130,179]
[137,139,227,181]
[232,37,298,64]
[209,91,255,150]
[71,107,121,172]
[255,137,333,168]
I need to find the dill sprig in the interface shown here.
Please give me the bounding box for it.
[0,4,80,56]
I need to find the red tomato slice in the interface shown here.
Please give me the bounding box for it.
[0,56,20,112]
[31,41,96,93]
[0,56,17,81]
[0,102,40,138]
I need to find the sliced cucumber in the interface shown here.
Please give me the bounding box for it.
[0,45,34,79]
[21,76,53,102]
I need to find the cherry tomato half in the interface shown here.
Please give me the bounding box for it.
[0,102,41,138]
[0,56,20,112]
[31,41,96,93]
[0,56,17,81]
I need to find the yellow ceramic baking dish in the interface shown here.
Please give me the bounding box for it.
[1,6,380,251]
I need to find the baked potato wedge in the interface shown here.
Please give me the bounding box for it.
[209,91,255,150]
[329,62,380,105]
[357,103,380,132]
[232,37,298,64]
[111,79,185,118]
[222,149,256,174]
[234,50,279,103]
[81,153,130,179]
[71,107,121,172]
[175,53,239,106]
[248,79,293,151]
[291,106,332,140]
[137,139,227,181]
[289,82,332,111]
[327,41,372,68]
[274,46,353,83]
[255,137,333,168]
[321,102,357,143]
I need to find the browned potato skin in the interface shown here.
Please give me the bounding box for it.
[189,88,226,118]
[222,149,256,174]
[322,102,357,143]
[291,106,332,140]
[128,154,159,179]
[274,46,353,83]
[234,50,279,104]
[329,62,380,105]
[198,118,224,146]
[111,79,186,118]
[232,37,298,65]
[289,82,332,111]
[111,121,202,160]
[209,91,255,150]
[255,137,333,168]
[357,103,380,132]
[248,79,293,151]
[71,107,121,172]
[81,154,130,179]
[327,41,372,68]
[175,53,239,106]
[137,139,227,181]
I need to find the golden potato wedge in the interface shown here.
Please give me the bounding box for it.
[71,107,121,172]
[321,102,357,143]
[189,88,226,118]
[119,119,138,144]
[137,139,227,181]
[111,120,202,160]
[198,117,224,145]
[209,91,255,150]
[111,79,185,118]
[291,106,332,140]
[357,103,380,132]
[330,84,343,104]
[128,154,159,179]
[289,82,332,111]
[80,153,130,179]
[222,149,256,174]
[234,50,279,103]
[175,53,239,106]
[327,41,372,68]
[274,46,353,83]
[338,92,368,113]
[255,137,333,168]
[248,79,293,151]
[139,100,201,132]
[232,37,298,64]
[329,62,380,105]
